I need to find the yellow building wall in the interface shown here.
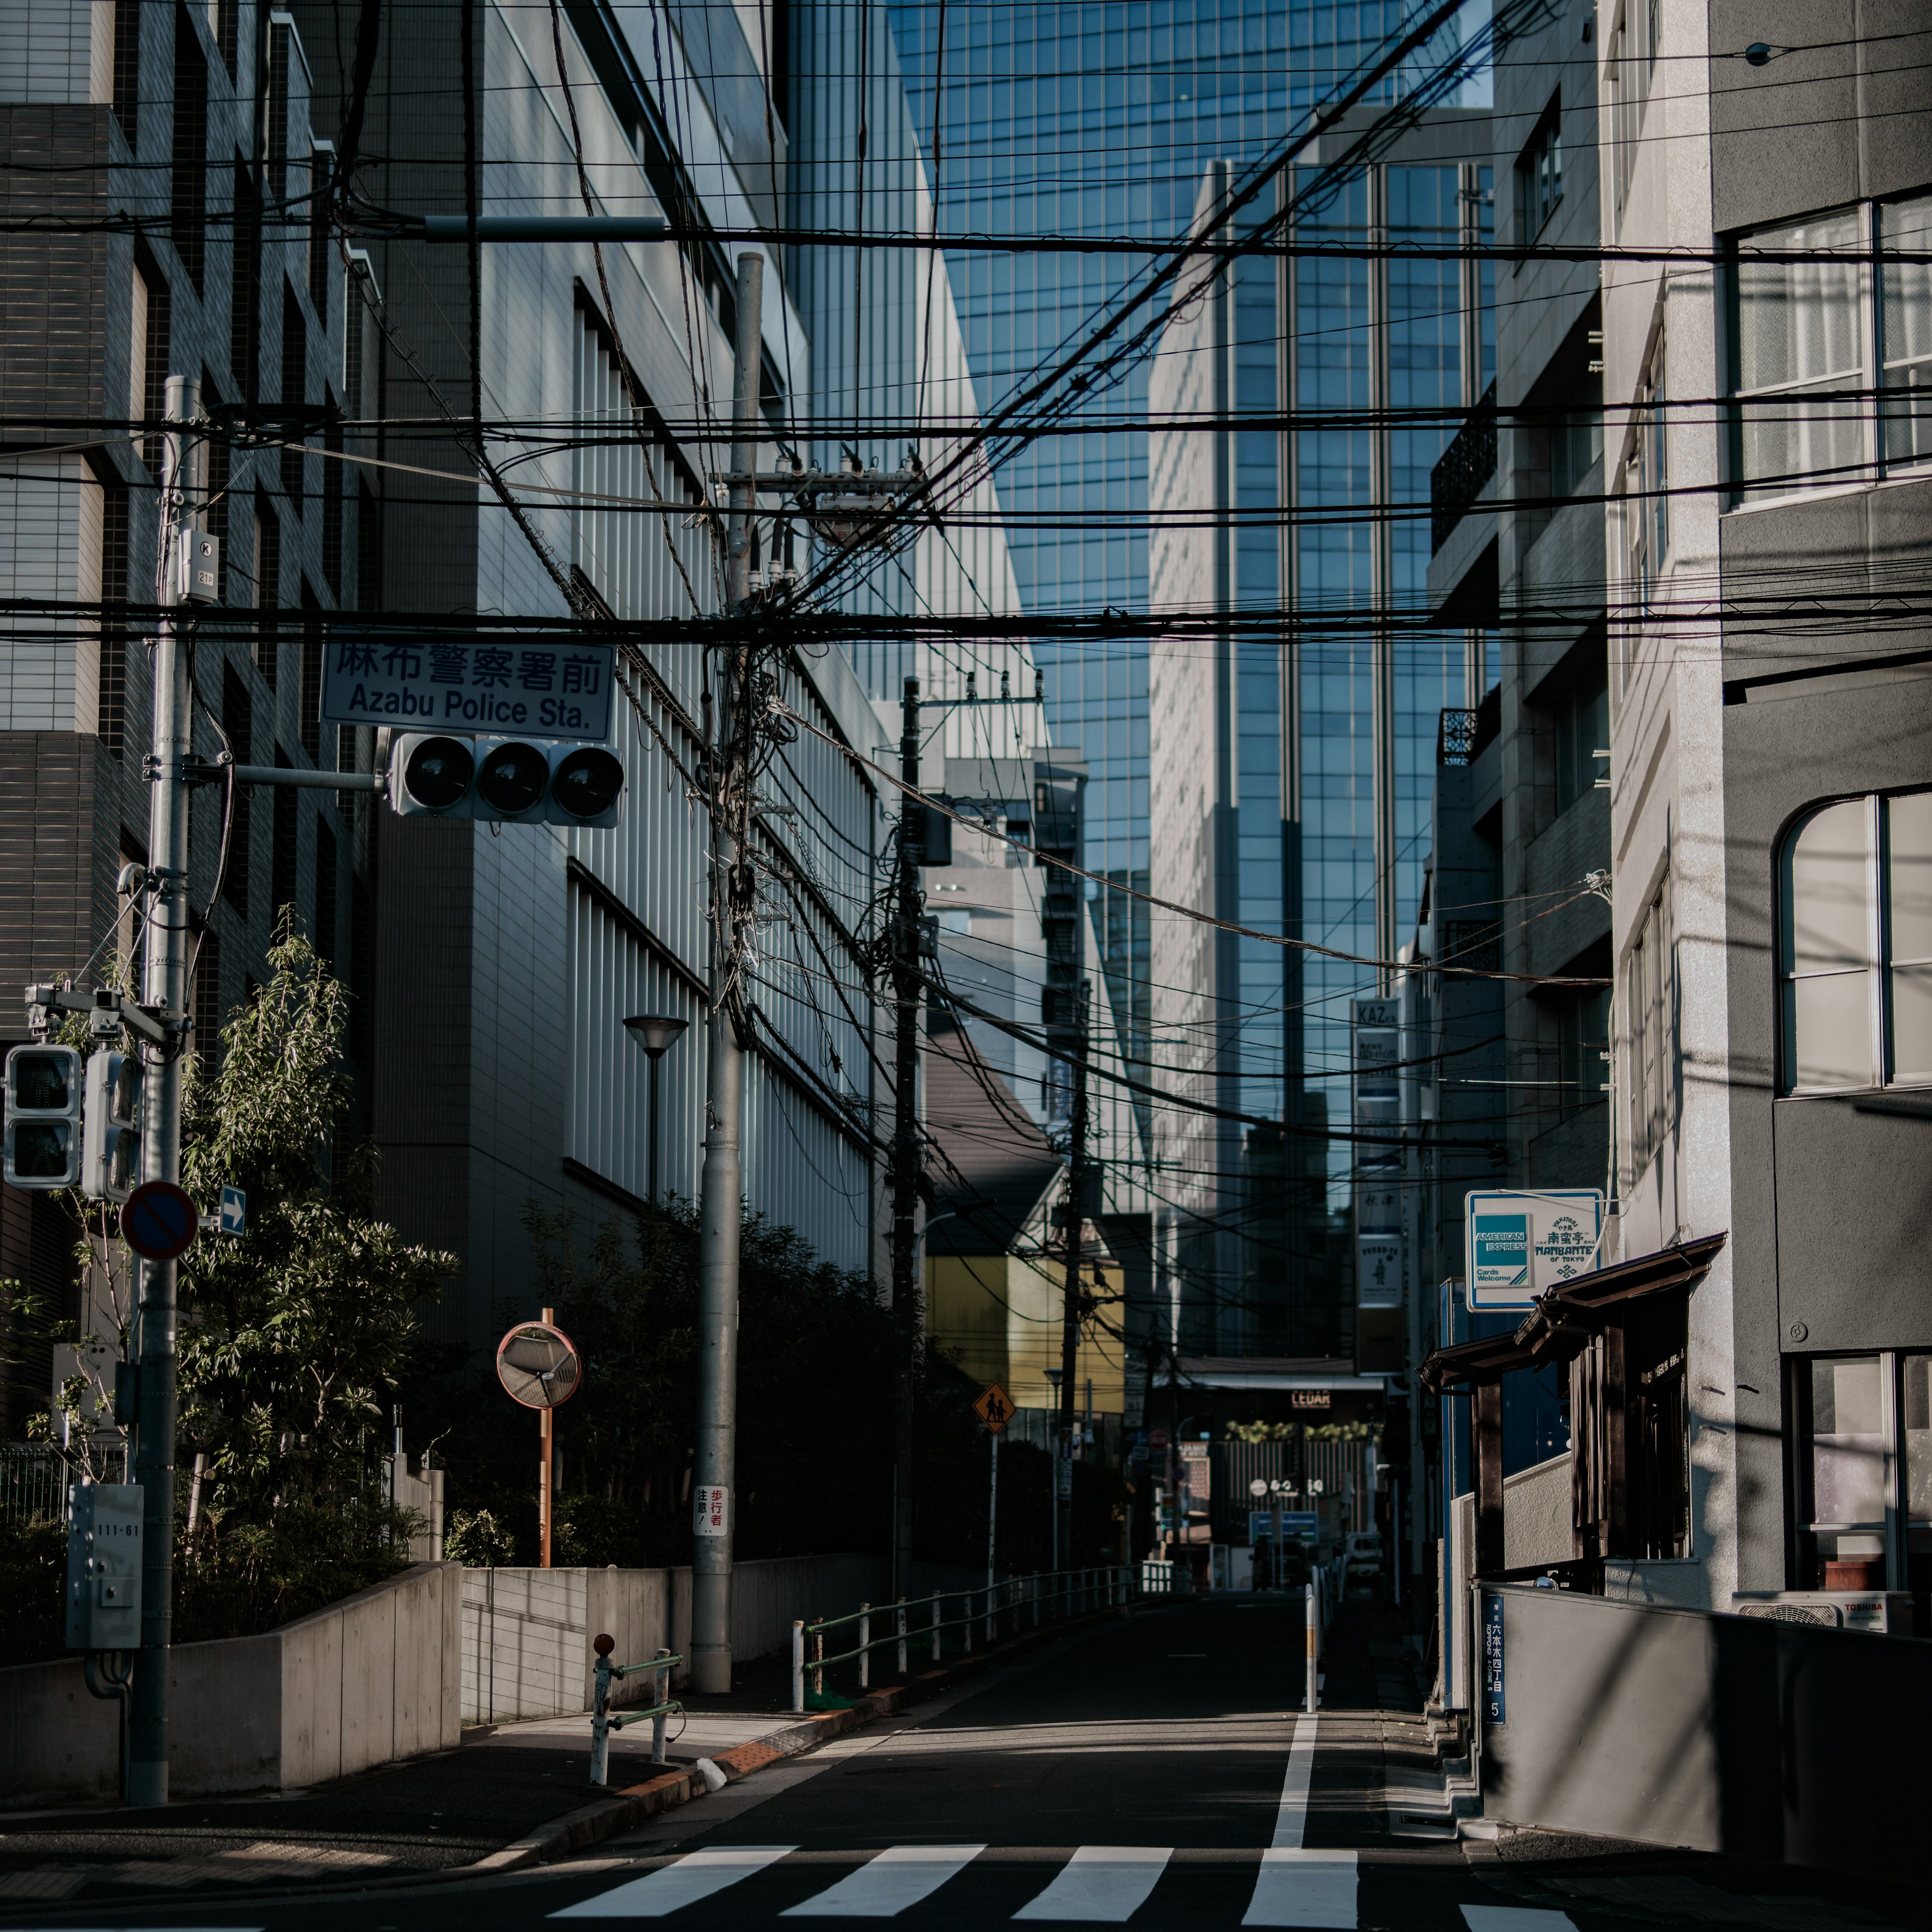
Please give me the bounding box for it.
[926,1253,1126,1413]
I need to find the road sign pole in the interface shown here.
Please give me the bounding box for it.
[539,1305,555,1568]
[127,374,194,1810]
[987,1428,999,1593]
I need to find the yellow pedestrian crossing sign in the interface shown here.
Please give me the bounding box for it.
[973,1383,1014,1433]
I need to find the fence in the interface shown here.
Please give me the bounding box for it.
[789,1566,1135,1714]
[1,1443,127,1524]
[462,1553,878,1724]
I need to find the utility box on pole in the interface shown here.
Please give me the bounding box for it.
[66,1483,143,1651]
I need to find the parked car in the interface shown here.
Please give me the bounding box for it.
[1344,1532,1383,1586]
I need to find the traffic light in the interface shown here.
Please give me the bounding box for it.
[389,735,625,827]
[4,1044,83,1188]
[83,1049,143,1202]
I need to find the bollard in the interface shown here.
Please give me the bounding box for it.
[590,1634,615,1786]
[984,1584,993,1650]
[791,1620,806,1715]
[932,1589,942,1663]
[812,1613,824,1700]
[652,1647,672,1762]
[859,1604,870,1693]
[897,1599,908,1678]
[1305,1582,1318,1714]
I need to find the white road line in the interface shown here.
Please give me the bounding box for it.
[1271,1716,1319,1850]
[781,1845,987,1918]
[1242,1714,1357,1927]
[1241,1850,1359,1929]
[1012,1846,1174,1922]
[550,1845,797,1917]
[1461,1909,1580,1931]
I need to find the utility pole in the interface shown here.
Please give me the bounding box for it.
[128,374,194,1807]
[692,251,763,1697]
[890,673,923,1598]
[1056,976,1090,1572]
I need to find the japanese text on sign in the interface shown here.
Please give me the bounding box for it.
[693,1484,729,1539]
[320,635,616,743]
[1482,1592,1506,1724]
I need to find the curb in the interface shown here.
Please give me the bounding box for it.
[464,1600,1146,1876]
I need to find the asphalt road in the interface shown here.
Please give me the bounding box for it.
[4,1595,1924,1932]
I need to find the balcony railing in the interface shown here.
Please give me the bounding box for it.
[1436,685,1500,768]
[1430,380,1497,553]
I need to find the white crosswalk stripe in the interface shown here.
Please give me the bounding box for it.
[550,1845,798,1917]
[1461,1910,1579,1931]
[1240,1848,1359,1928]
[1011,1845,1173,1921]
[781,1844,987,1918]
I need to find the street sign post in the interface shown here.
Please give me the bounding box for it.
[1464,1189,1604,1309]
[119,1182,198,1262]
[974,1383,1011,1589]
[496,1313,581,1569]
[321,634,616,742]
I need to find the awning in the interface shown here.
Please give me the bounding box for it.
[1419,1232,1727,1393]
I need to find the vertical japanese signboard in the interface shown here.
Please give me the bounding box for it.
[1352,997,1403,1310]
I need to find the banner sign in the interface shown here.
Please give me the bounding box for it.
[1464,1189,1604,1309]
[320,633,616,743]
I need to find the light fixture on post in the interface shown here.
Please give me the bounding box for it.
[624,1015,689,1207]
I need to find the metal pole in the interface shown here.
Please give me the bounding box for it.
[128,372,193,1810]
[692,251,763,1697]
[791,1620,804,1715]
[931,1589,940,1663]
[891,675,924,1600]
[1057,979,1090,1574]
[590,1647,611,1786]
[1306,1582,1319,1714]
[648,1049,661,1208]
[540,1304,555,1569]
[652,1648,671,1761]
[897,1601,907,1678]
[859,1604,870,1693]
[987,1428,999,1609]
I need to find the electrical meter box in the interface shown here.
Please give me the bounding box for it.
[66,1482,143,1650]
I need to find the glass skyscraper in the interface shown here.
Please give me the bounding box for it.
[881,1,1494,1353]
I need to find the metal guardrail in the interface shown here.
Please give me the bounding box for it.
[588,1641,683,1786]
[790,1566,1136,1715]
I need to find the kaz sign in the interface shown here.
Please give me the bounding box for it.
[321,633,616,744]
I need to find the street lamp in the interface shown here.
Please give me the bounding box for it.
[624,1015,688,1207]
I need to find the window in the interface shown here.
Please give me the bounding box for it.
[1731,192,1932,500]
[254,491,280,686]
[1557,981,1611,1121]
[97,477,128,756]
[314,820,337,969]
[279,282,308,509]
[1516,96,1561,241]
[220,664,251,916]
[171,6,208,291]
[1551,405,1603,499]
[1625,875,1672,1170]
[111,0,140,148]
[1780,788,1932,1093]
[1605,0,1658,217]
[1553,659,1609,816]
[1790,1352,1932,1611]
[1619,337,1667,624]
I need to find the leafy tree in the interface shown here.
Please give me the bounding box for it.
[23,929,457,1646]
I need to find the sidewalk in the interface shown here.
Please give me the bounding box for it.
[0,1599,1147,1911]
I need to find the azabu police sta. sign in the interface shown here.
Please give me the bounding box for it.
[321,634,616,743]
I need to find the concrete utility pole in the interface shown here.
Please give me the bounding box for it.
[1056,977,1090,1571]
[128,374,194,1807]
[890,674,923,1598]
[691,252,763,1696]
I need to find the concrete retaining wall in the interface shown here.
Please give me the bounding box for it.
[0,1561,462,1805]
[461,1554,878,1724]
[1479,1582,1932,1881]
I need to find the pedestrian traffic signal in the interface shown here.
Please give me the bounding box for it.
[4,1044,83,1188]
[83,1049,143,1202]
[389,734,625,826]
